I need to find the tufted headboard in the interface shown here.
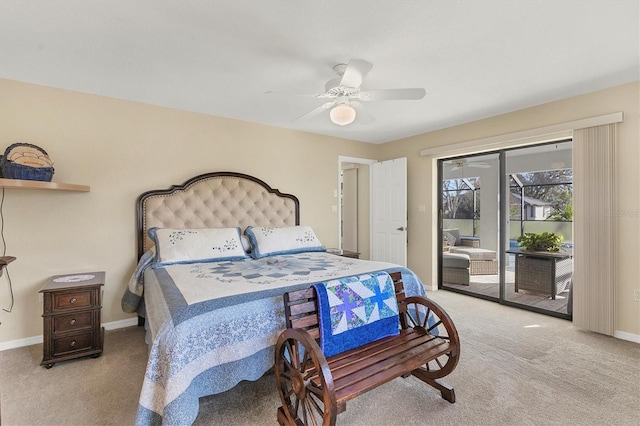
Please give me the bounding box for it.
[136,172,300,258]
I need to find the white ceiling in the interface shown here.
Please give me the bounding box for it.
[1,1,638,144]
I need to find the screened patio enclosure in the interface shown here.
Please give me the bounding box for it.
[439,141,573,319]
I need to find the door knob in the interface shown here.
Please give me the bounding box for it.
[396,227,407,231]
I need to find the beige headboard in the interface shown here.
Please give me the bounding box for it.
[136,172,300,258]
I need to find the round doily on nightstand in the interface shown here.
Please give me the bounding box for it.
[53,274,96,283]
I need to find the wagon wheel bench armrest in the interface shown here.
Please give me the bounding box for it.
[274,272,461,426]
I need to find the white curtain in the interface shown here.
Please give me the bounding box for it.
[572,124,616,335]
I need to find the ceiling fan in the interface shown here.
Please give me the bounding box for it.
[266,59,426,126]
[445,158,492,171]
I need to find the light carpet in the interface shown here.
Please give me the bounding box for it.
[1,290,638,425]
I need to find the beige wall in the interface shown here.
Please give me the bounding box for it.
[379,81,640,338]
[1,78,638,344]
[0,78,379,343]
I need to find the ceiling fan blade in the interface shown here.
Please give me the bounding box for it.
[359,88,426,101]
[339,59,373,88]
[265,90,329,99]
[291,102,334,122]
[450,166,461,172]
[469,163,491,168]
[351,102,376,124]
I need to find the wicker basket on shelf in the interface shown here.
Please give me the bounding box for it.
[1,143,54,182]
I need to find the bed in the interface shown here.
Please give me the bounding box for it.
[121,171,428,425]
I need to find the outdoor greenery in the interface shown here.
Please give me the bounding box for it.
[443,170,573,225]
[511,169,573,221]
[517,232,564,252]
[442,178,479,219]
[547,203,573,221]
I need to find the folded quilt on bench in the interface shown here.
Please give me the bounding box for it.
[313,271,400,357]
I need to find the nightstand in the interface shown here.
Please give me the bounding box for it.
[327,249,360,259]
[40,271,105,368]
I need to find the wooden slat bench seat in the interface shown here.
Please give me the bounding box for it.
[274,272,460,426]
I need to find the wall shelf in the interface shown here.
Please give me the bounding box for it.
[0,178,90,192]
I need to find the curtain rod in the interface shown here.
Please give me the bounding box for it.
[419,112,623,157]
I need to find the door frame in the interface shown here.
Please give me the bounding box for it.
[337,156,377,256]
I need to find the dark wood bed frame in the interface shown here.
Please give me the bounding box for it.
[132,171,460,425]
[134,171,301,326]
[136,171,300,259]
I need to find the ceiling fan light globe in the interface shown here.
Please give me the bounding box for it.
[330,104,356,126]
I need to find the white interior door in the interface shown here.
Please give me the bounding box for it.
[371,158,407,266]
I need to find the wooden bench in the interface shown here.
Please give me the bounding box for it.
[274,272,460,425]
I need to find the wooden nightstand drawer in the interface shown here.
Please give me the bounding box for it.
[52,332,94,357]
[53,311,93,333]
[40,272,105,368]
[52,290,93,312]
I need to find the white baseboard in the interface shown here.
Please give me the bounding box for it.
[103,317,139,330]
[613,330,640,344]
[0,316,140,352]
[0,335,42,351]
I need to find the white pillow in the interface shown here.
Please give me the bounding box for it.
[443,231,457,247]
[245,225,325,259]
[148,227,247,268]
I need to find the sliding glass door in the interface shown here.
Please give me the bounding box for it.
[439,141,573,319]
[440,153,499,301]
[502,141,573,318]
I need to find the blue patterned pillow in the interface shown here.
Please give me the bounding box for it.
[148,227,248,268]
[240,234,252,253]
[245,225,326,259]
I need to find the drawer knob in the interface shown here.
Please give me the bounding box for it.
[70,319,76,325]
[70,340,77,347]
[70,298,77,304]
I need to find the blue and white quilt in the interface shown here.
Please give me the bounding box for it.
[314,271,400,357]
[123,252,426,425]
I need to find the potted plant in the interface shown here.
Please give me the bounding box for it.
[517,232,564,252]
[514,232,571,299]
